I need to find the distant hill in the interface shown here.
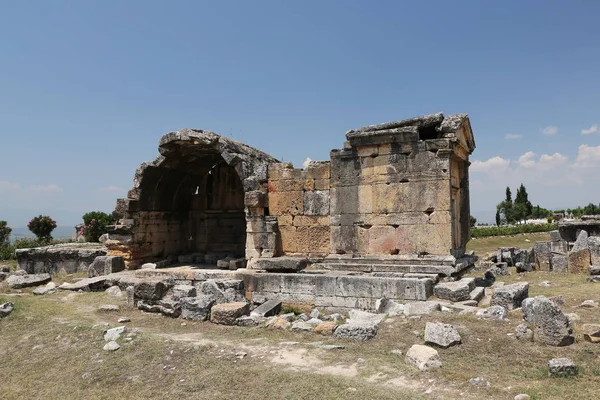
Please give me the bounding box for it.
[10,226,74,242]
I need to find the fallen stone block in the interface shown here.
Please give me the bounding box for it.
[210,302,250,325]
[333,321,378,341]
[582,324,600,343]
[0,302,14,318]
[6,273,51,289]
[105,285,122,297]
[348,309,386,325]
[433,278,475,302]
[476,305,508,321]
[533,242,551,271]
[515,323,533,341]
[216,259,230,269]
[126,286,135,307]
[103,341,120,351]
[104,326,126,341]
[469,287,485,303]
[491,282,529,310]
[531,296,574,346]
[568,230,591,273]
[590,265,600,275]
[180,295,215,321]
[199,279,245,304]
[315,321,336,335]
[134,279,170,301]
[424,322,461,348]
[548,358,577,377]
[405,344,442,371]
[59,276,115,292]
[375,298,405,316]
[33,282,57,295]
[266,317,291,330]
[404,301,440,316]
[251,299,282,317]
[551,254,568,273]
[88,256,125,277]
[98,304,120,312]
[291,321,314,332]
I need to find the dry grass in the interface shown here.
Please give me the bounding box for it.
[2,267,600,399]
[466,232,550,256]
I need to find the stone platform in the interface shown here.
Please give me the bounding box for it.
[132,263,436,310]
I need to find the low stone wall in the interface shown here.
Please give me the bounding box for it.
[16,243,107,275]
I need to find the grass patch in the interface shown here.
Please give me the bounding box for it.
[467,232,550,255]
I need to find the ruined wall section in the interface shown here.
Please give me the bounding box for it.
[329,141,453,257]
[267,162,331,257]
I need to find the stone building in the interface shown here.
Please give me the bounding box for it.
[106,112,475,276]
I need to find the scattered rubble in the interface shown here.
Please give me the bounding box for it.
[405,344,442,371]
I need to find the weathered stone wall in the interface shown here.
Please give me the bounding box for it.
[16,243,107,275]
[329,143,453,257]
[267,162,331,257]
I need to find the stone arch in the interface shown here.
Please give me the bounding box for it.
[111,129,279,267]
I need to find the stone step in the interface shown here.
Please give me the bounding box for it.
[311,262,457,276]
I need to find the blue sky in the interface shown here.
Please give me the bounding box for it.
[1,0,599,227]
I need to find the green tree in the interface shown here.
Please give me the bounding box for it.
[27,215,57,242]
[0,220,11,245]
[513,184,533,222]
[470,215,477,227]
[496,186,514,225]
[81,211,116,242]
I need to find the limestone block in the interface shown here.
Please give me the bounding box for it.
[305,162,330,180]
[304,190,330,216]
[296,226,330,253]
[588,236,600,265]
[330,186,359,215]
[268,191,303,216]
[405,345,442,371]
[251,299,282,317]
[356,145,379,157]
[424,322,461,348]
[303,179,315,191]
[551,254,568,272]
[268,179,305,192]
[314,179,330,190]
[210,302,251,325]
[491,282,529,310]
[279,226,298,253]
[548,358,577,377]
[533,242,551,271]
[568,250,591,274]
[582,324,600,343]
[277,215,293,226]
[293,215,330,227]
[434,279,475,302]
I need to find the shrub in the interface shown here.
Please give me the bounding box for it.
[0,220,11,245]
[471,223,558,238]
[27,215,57,242]
[81,211,116,242]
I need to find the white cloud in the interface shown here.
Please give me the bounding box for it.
[29,184,63,192]
[581,124,599,135]
[470,156,510,173]
[0,180,22,191]
[302,157,313,169]
[540,126,558,135]
[518,151,537,168]
[99,186,126,192]
[573,144,600,168]
[505,133,522,139]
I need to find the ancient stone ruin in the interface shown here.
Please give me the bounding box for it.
[96,112,476,308]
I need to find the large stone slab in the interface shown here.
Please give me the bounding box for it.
[405,344,442,371]
[433,278,475,302]
[6,273,51,289]
[530,296,574,346]
[568,230,591,273]
[134,279,171,301]
[533,242,551,271]
[424,322,461,348]
[16,243,107,275]
[333,321,378,341]
[180,295,215,321]
[491,282,529,310]
[251,299,282,317]
[251,257,309,272]
[210,302,250,325]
